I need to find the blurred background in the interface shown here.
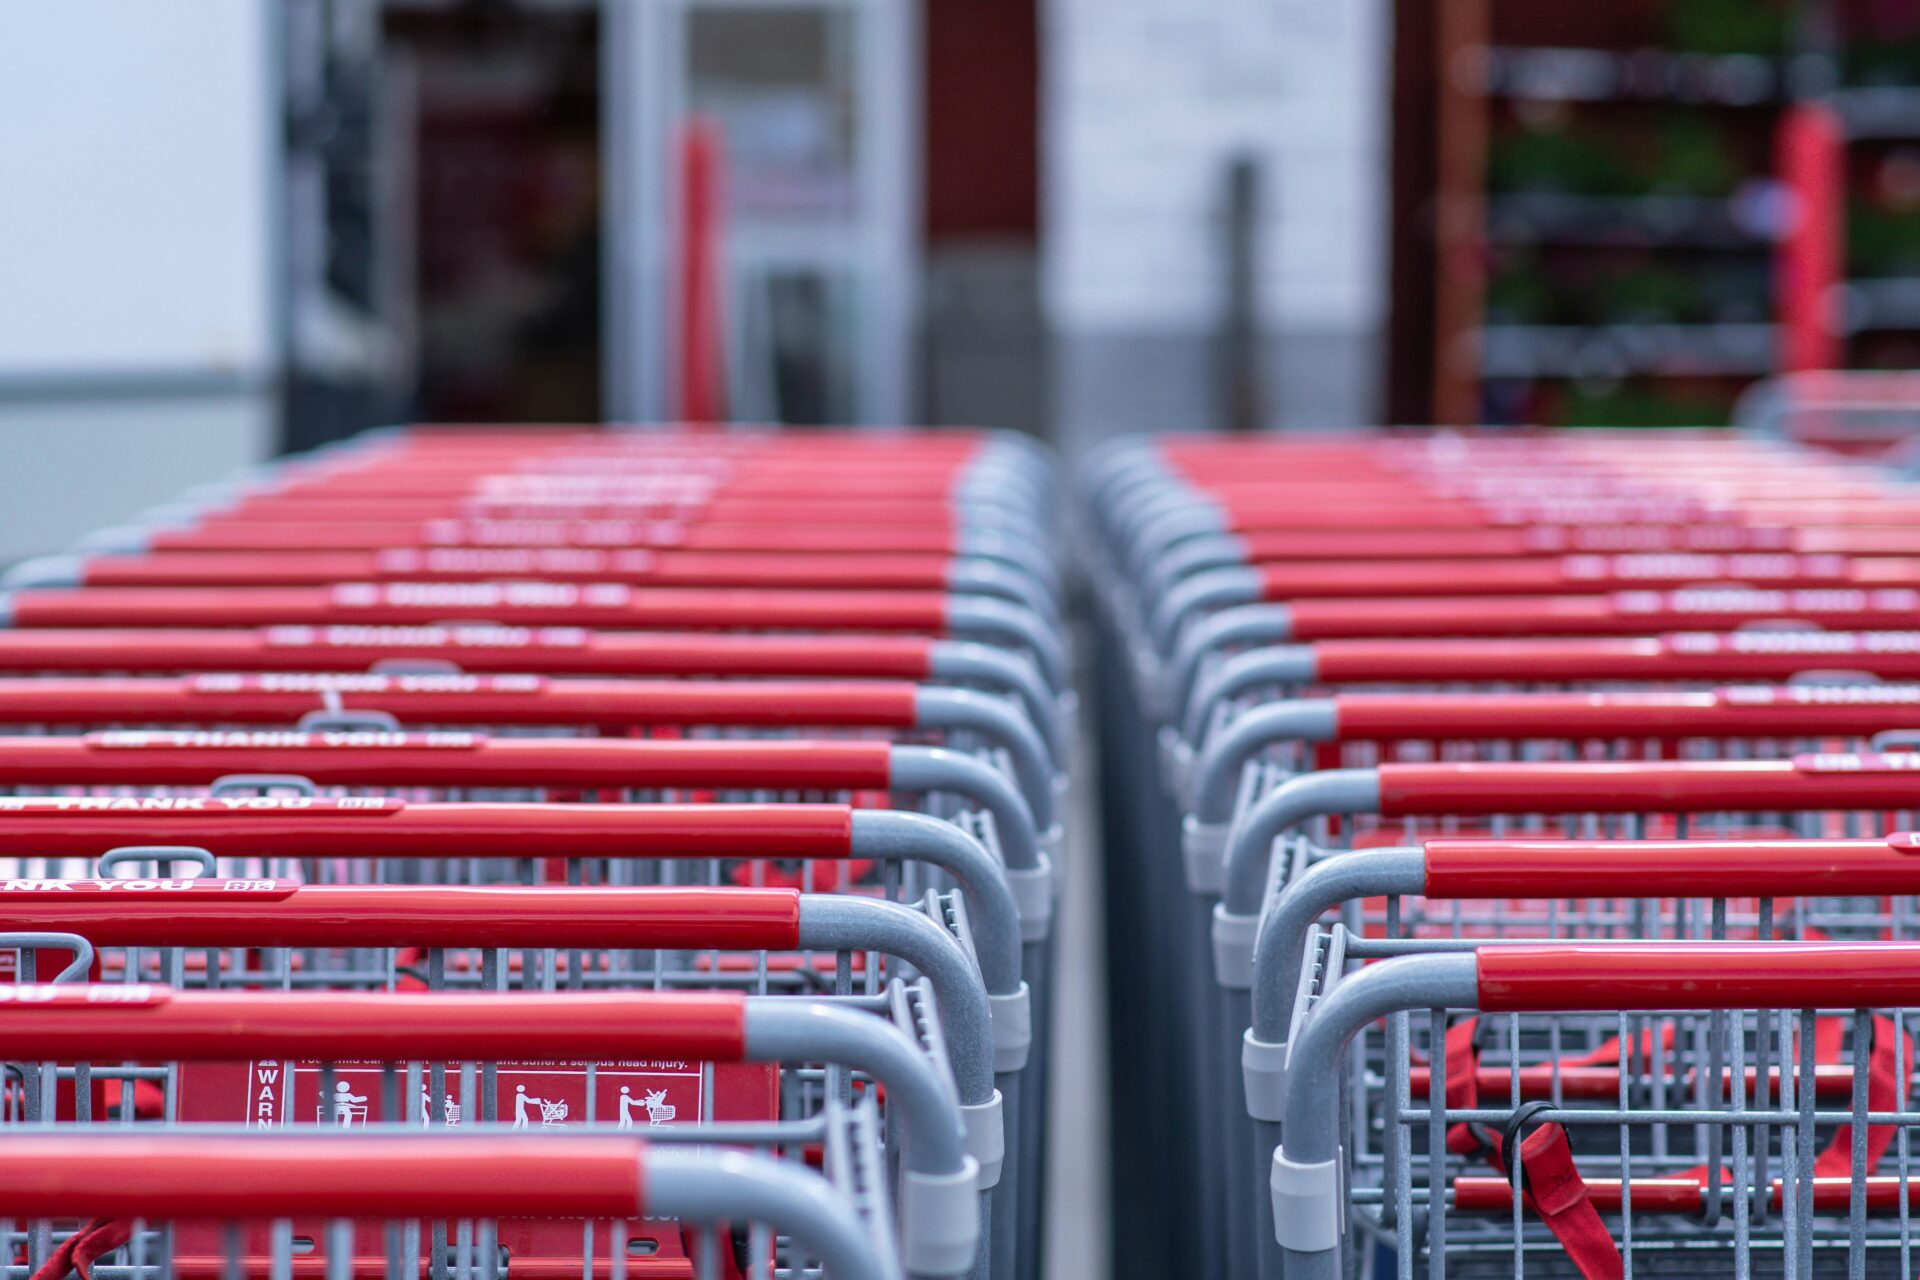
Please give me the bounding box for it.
[4,0,1919,558]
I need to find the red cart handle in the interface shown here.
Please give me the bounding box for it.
[1237,527,1800,560]
[1377,757,1920,817]
[146,519,965,554]
[0,881,803,950]
[0,798,855,860]
[1477,942,1920,1012]
[1424,837,1920,898]
[221,494,977,526]
[1334,686,1920,742]
[1287,589,1920,640]
[74,549,965,591]
[0,732,894,792]
[0,1135,647,1219]
[1257,554,1853,600]
[0,628,938,677]
[5,584,954,632]
[0,987,748,1062]
[0,674,920,729]
[1309,633,1920,684]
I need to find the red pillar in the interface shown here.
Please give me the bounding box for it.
[675,118,727,425]
[1776,102,1846,374]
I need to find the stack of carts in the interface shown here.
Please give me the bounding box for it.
[0,426,1067,1280]
[1084,428,1920,1279]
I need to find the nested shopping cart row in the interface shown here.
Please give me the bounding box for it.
[1083,424,1920,1280]
[0,425,1066,1280]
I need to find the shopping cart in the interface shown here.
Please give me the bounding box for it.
[2,1130,906,1280]
[1271,938,1920,1280]
[0,671,1067,809]
[0,683,1061,1275]
[0,585,1065,693]
[1174,630,1920,767]
[1247,835,1920,1272]
[0,676,1061,856]
[1078,426,1920,1280]
[4,549,1057,619]
[0,423,1067,1280]
[1212,757,1920,1275]
[0,799,1024,1274]
[0,631,1065,756]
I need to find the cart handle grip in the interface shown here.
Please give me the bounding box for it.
[0,883,804,951]
[1478,942,1920,1012]
[0,627,943,681]
[0,1134,648,1219]
[0,988,750,1062]
[1378,758,1920,816]
[1424,837,1920,898]
[0,799,858,860]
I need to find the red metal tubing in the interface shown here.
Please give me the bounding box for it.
[0,1135,647,1218]
[1309,633,1920,684]
[0,988,748,1062]
[0,674,921,729]
[1238,526,1798,559]
[0,732,896,791]
[1424,838,1920,899]
[1332,686,1920,742]
[1376,758,1920,818]
[1476,942,1920,1012]
[79,549,965,591]
[147,521,964,553]
[1409,1062,1859,1104]
[1256,555,1855,600]
[0,799,855,861]
[0,628,939,678]
[1454,1176,1918,1215]
[214,494,976,526]
[6,585,955,633]
[1286,589,1920,640]
[0,882,804,950]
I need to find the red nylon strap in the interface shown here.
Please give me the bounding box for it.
[27,1219,134,1280]
[1435,1017,1634,1279]
[1815,1014,1909,1176]
[1515,1124,1624,1280]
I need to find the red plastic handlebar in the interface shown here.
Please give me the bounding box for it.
[0,1135,649,1219]
[1309,634,1920,684]
[148,520,965,554]
[1424,838,1920,898]
[1286,589,1920,639]
[0,628,938,677]
[1256,555,1855,600]
[80,548,964,590]
[0,674,921,730]
[0,799,855,860]
[0,988,749,1062]
[7,585,954,633]
[1376,758,1920,817]
[0,732,896,791]
[1476,943,1920,1012]
[0,882,804,950]
[1237,526,1800,559]
[1332,686,1920,742]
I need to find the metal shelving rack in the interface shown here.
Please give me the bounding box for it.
[1431,2,1920,428]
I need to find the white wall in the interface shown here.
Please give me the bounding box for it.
[1043,0,1389,433]
[0,0,277,559]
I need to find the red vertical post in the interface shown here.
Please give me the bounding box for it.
[676,118,727,425]
[1776,102,1846,374]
